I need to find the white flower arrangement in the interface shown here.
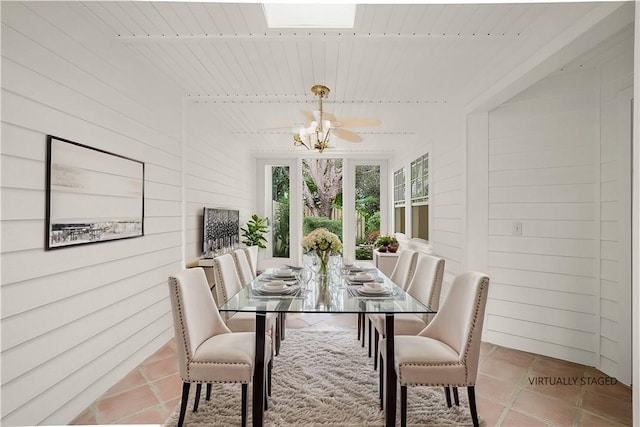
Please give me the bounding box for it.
[302,228,342,255]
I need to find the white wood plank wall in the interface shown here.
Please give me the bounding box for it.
[1,3,183,425]
[596,31,634,379]
[183,106,254,262]
[431,118,466,289]
[484,29,634,374]
[486,68,600,366]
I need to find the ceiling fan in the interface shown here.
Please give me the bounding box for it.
[293,85,381,153]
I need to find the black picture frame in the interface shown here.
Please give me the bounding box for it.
[45,135,145,250]
[202,207,240,255]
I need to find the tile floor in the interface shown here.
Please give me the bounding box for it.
[71,314,633,426]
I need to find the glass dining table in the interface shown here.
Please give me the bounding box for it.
[218,264,436,427]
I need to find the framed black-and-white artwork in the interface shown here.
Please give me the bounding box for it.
[203,207,240,255]
[46,135,145,249]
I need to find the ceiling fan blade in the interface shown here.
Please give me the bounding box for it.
[300,110,315,122]
[333,128,363,143]
[312,110,337,122]
[323,111,337,122]
[338,118,382,127]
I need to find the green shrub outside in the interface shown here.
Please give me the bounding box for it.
[355,247,373,260]
[303,216,343,241]
[273,199,290,258]
[365,212,380,235]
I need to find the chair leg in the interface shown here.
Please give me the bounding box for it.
[357,313,362,340]
[206,383,212,401]
[378,354,384,410]
[275,320,281,356]
[373,329,379,370]
[241,383,248,427]
[268,360,273,396]
[193,383,202,412]
[361,315,366,347]
[468,386,479,427]
[444,386,452,408]
[453,387,459,406]
[177,382,190,427]
[401,385,407,427]
[368,319,372,357]
[280,313,286,340]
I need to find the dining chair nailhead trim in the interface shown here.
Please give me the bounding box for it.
[188,379,250,384]
[427,259,445,309]
[231,251,247,285]
[170,276,193,380]
[460,277,489,383]
[213,260,229,304]
[398,362,460,385]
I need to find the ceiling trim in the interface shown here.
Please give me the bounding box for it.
[231,130,415,135]
[464,1,634,113]
[117,33,521,42]
[189,96,449,104]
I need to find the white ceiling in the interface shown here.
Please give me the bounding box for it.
[81,1,628,153]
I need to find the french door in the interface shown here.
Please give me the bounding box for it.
[257,157,387,268]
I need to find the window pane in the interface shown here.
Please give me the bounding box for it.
[393,168,405,204]
[411,205,429,240]
[410,153,429,240]
[394,206,405,234]
[355,164,380,261]
[410,153,429,203]
[271,166,290,258]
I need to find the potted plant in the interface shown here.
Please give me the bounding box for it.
[241,214,268,248]
[374,235,397,252]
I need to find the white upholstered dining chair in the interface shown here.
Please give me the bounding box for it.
[214,253,280,354]
[233,248,255,285]
[379,271,490,427]
[361,249,418,348]
[168,268,272,427]
[243,245,259,276]
[370,253,444,369]
[389,248,418,290]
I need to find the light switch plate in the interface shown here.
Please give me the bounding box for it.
[512,221,522,236]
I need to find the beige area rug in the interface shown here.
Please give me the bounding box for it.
[164,330,481,426]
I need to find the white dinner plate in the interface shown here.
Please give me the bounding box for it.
[262,276,297,283]
[257,285,298,295]
[358,287,390,296]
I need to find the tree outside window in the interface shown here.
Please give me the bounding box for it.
[301,158,343,241]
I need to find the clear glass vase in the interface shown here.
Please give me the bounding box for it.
[317,250,330,276]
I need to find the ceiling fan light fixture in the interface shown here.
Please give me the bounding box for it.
[293,85,333,153]
[293,134,310,150]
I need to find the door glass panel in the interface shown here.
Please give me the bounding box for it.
[355,164,380,261]
[302,158,343,241]
[271,166,290,258]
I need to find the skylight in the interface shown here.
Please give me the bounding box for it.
[263,3,356,29]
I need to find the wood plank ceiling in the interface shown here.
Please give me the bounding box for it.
[81,2,604,153]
